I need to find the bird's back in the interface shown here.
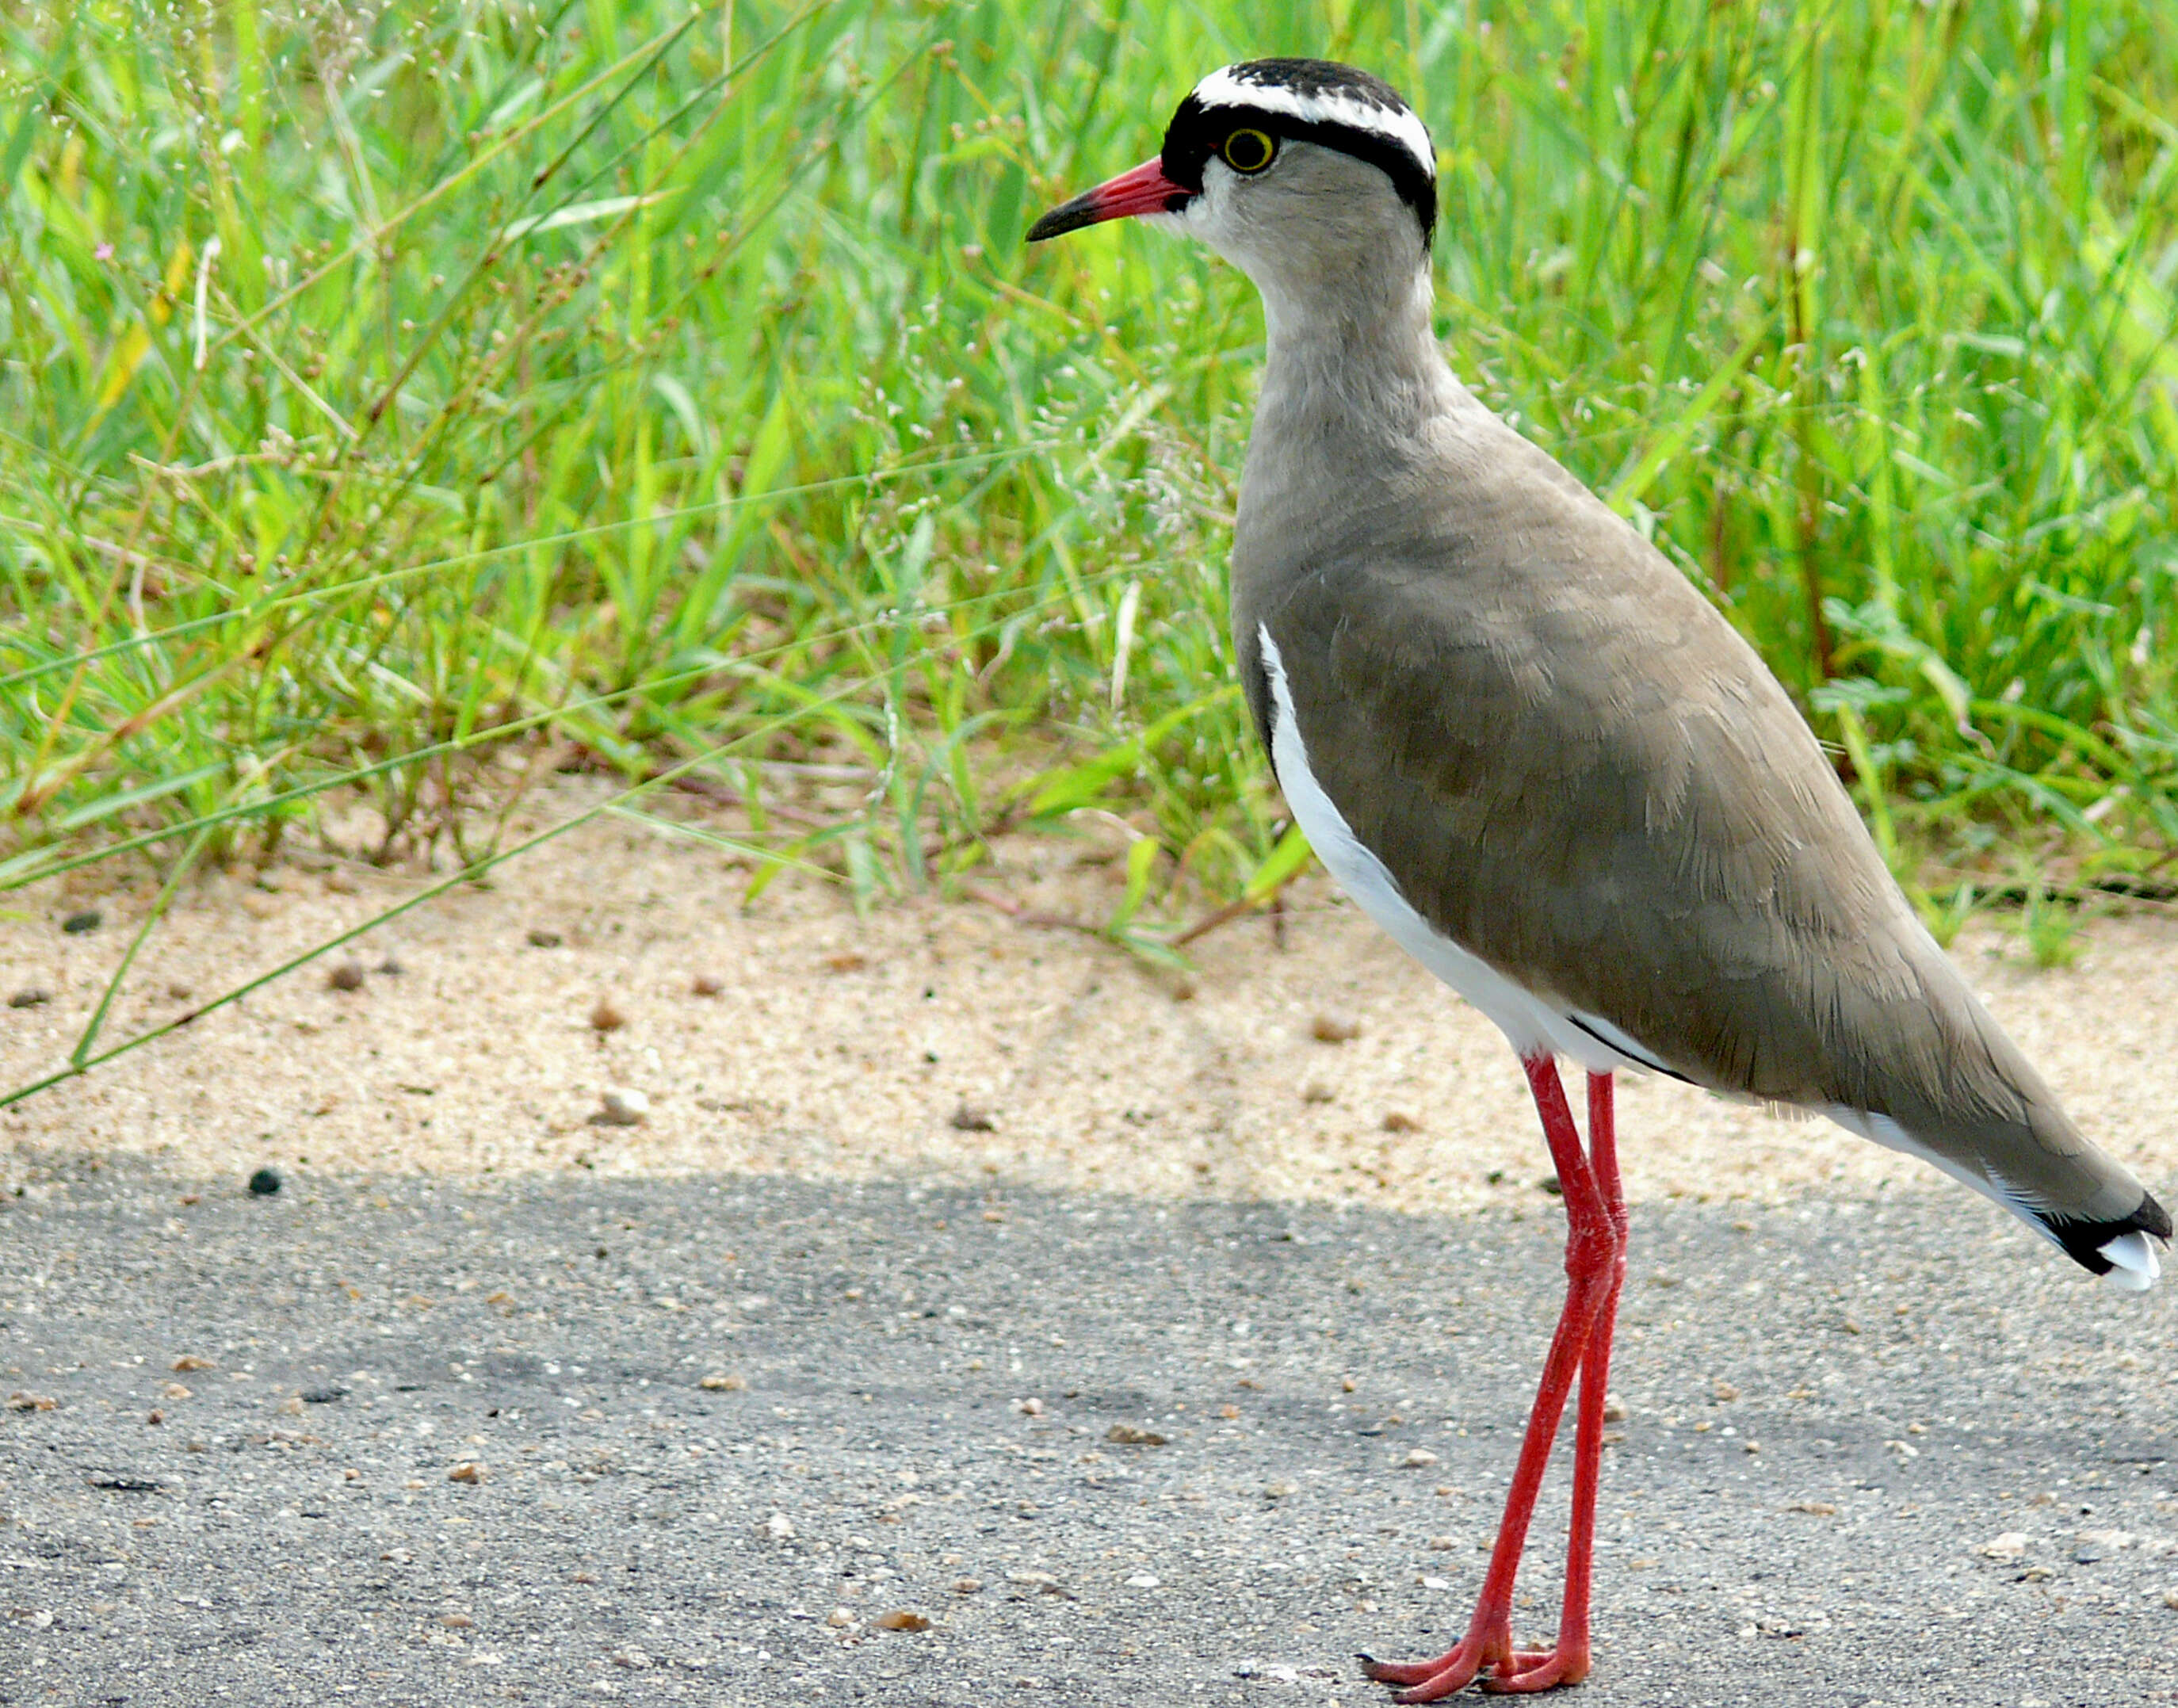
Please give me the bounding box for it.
[1233,387,2168,1271]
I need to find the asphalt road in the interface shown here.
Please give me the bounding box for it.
[2,1160,2174,1707]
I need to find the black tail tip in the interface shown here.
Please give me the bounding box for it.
[2038,1190,2170,1278]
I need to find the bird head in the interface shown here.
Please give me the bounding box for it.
[1027,59,1437,294]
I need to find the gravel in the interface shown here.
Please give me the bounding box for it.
[0,1162,2173,1706]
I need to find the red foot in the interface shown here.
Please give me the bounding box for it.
[1358,1637,1492,1701]
[1481,1645,1591,1693]
[1360,1642,1561,1702]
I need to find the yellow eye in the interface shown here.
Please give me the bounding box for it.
[1221,128,1276,174]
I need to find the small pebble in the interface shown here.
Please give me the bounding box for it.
[171,1355,215,1372]
[300,1386,347,1404]
[875,1610,930,1632]
[446,1462,486,1484]
[824,1607,855,1630]
[1125,1573,1161,1589]
[146,1409,163,1426]
[1014,1397,1044,1416]
[8,988,52,1009]
[1602,1393,1629,1422]
[374,957,403,976]
[5,1393,57,1412]
[439,1613,474,1630]
[1427,1535,1462,1551]
[62,910,101,934]
[247,1168,282,1197]
[824,951,868,973]
[950,1577,984,1595]
[1263,1481,1297,1499]
[691,974,724,997]
[327,961,365,992]
[589,998,627,1033]
[1979,1532,2030,1560]
[1538,1175,1562,1196]
[1310,1015,1361,1043]
[2163,1589,2178,1611]
[611,1647,652,1669]
[1381,1111,1420,1133]
[162,1383,191,1400]
[1713,1380,1740,1402]
[763,1513,796,1541]
[1301,1082,1335,1105]
[1106,1423,1167,1446]
[950,1104,995,1133]
[1402,1448,1440,1469]
[698,1373,746,1392]
[527,928,564,948]
[590,1087,649,1127]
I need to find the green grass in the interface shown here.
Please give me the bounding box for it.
[6,0,2178,1095]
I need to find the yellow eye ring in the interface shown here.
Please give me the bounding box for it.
[1221,128,1276,174]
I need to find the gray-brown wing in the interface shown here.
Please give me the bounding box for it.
[1246,436,2146,1227]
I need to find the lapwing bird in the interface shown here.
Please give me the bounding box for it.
[1028,58,2170,1698]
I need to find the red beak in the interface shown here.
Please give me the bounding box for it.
[1026,156,1194,243]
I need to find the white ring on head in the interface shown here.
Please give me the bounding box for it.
[1190,65,1435,181]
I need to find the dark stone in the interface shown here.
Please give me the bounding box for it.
[62,910,102,934]
[247,1168,282,1197]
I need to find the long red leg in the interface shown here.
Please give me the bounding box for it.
[1484,1074,1628,1693]
[1361,1060,1623,1702]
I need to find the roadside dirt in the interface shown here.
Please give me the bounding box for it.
[5,781,2174,1217]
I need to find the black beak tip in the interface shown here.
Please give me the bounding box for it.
[1025,197,1095,244]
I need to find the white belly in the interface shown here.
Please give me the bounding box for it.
[1257,623,1655,1076]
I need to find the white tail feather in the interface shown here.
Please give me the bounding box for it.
[2098,1232,2161,1293]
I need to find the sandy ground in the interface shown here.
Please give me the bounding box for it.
[4,781,2175,1216]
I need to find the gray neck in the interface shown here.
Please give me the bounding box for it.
[1255,261,1458,443]
[1236,262,1471,575]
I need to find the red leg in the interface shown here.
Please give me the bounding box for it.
[1361,1060,1624,1702]
[1484,1074,1627,1693]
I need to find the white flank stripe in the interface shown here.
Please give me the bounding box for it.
[1193,66,1435,180]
